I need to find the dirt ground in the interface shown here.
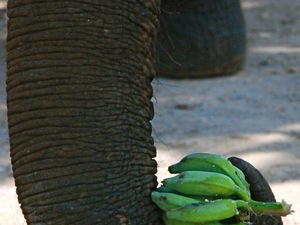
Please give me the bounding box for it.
[0,0,299,224]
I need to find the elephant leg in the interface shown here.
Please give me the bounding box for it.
[156,0,246,79]
[6,1,161,224]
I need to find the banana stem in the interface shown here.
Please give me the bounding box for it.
[248,199,293,217]
[236,200,249,210]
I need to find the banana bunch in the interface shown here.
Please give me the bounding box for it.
[152,153,293,225]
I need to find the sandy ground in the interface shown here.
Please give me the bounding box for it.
[0,0,299,224]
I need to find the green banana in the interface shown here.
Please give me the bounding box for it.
[156,185,219,202]
[151,191,199,211]
[162,213,193,225]
[234,166,249,192]
[166,199,239,223]
[163,213,248,225]
[183,194,220,202]
[235,166,246,181]
[162,171,250,201]
[152,153,293,224]
[156,185,177,194]
[162,212,225,225]
[152,191,249,224]
[168,153,250,196]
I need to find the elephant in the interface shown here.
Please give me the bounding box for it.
[156,0,246,78]
[6,1,281,224]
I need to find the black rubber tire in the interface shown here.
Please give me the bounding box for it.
[156,0,246,79]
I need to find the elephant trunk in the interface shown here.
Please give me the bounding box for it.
[6,1,161,224]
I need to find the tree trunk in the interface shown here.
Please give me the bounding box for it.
[6,1,161,224]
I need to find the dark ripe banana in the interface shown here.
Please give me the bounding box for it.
[166,199,239,223]
[162,171,250,201]
[168,153,250,197]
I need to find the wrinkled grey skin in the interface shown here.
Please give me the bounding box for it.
[7,1,161,224]
[6,0,279,224]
